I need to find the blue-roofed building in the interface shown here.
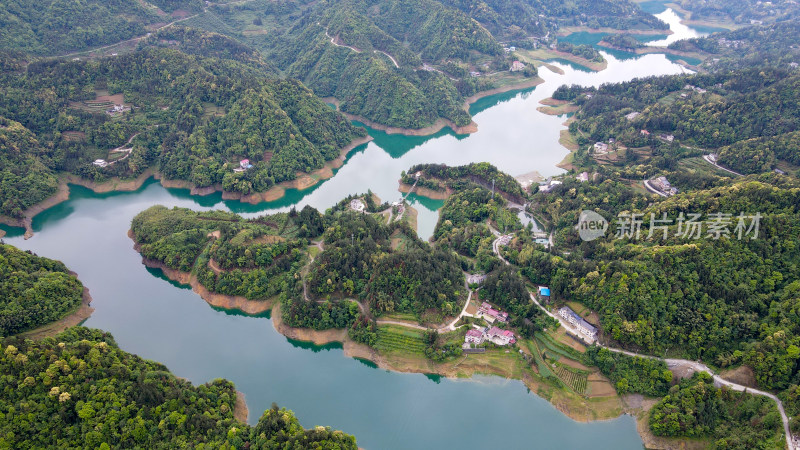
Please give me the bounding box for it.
[538,285,551,302]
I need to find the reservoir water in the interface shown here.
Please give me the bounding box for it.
[1,17,705,449]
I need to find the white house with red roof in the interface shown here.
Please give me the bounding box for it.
[477,302,509,323]
[465,329,484,345]
[486,326,516,346]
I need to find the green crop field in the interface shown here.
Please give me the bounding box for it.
[555,364,589,394]
[534,331,584,361]
[376,325,427,354]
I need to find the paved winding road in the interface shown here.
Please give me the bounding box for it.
[374,50,399,68]
[490,234,797,450]
[702,154,743,176]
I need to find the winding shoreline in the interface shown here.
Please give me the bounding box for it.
[0,135,373,238]
[129,231,627,426]
[596,40,706,66]
[322,76,544,137]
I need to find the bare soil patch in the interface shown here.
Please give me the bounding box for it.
[719,365,757,388]
[234,390,249,423]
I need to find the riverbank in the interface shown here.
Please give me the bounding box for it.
[536,98,580,116]
[1,135,373,238]
[0,183,71,239]
[596,40,707,66]
[322,76,544,137]
[556,26,673,36]
[398,181,451,200]
[519,49,608,72]
[234,390,249,423]
[649,1,740,32]
[621,394,709,450]
[20,275,95,340]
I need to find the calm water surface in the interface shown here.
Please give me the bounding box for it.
[1,21,703,449]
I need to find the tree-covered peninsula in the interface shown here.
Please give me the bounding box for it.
[0,244,84,336]
[0,241,358,448]
[127,160,800,444]
[0,327,358,448]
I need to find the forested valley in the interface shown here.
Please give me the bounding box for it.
[560,19,800,177]
[0,29,364,218]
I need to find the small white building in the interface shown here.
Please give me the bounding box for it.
[467,273,487,285]
[576,171,589,182]
[93,159,108,168]
[350,198,366,212]
[650,176,678,196]
[539,179,562,193]
[510,60,525,72]
[593,142,609,153]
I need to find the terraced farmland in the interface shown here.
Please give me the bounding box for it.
[555,364,589,394]
[376,325,427,354]
[534,331,583,361]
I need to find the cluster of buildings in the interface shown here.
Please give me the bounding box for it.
[649,176,679,196]
[106,104,129,116]
[576,171,589,182]
[558,306,598,340]
[683,84,708,94]
[538,178,562,193]
[477,302,509,324]
[464,326,517,347]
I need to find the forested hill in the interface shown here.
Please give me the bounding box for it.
[565,67,800,175]
[442,0,667,36]
[261,0,514,129]
[0,244,84,336]
[0,37,364,218]
[0,0,665,131]
[194,0,663,129]
[558,18,800,177]
[511,169,800,427]
[0,117,59,218]
[669,20,800,70]
[0,327,358,448]
[673,0,800,26]
[0,0,204,55]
